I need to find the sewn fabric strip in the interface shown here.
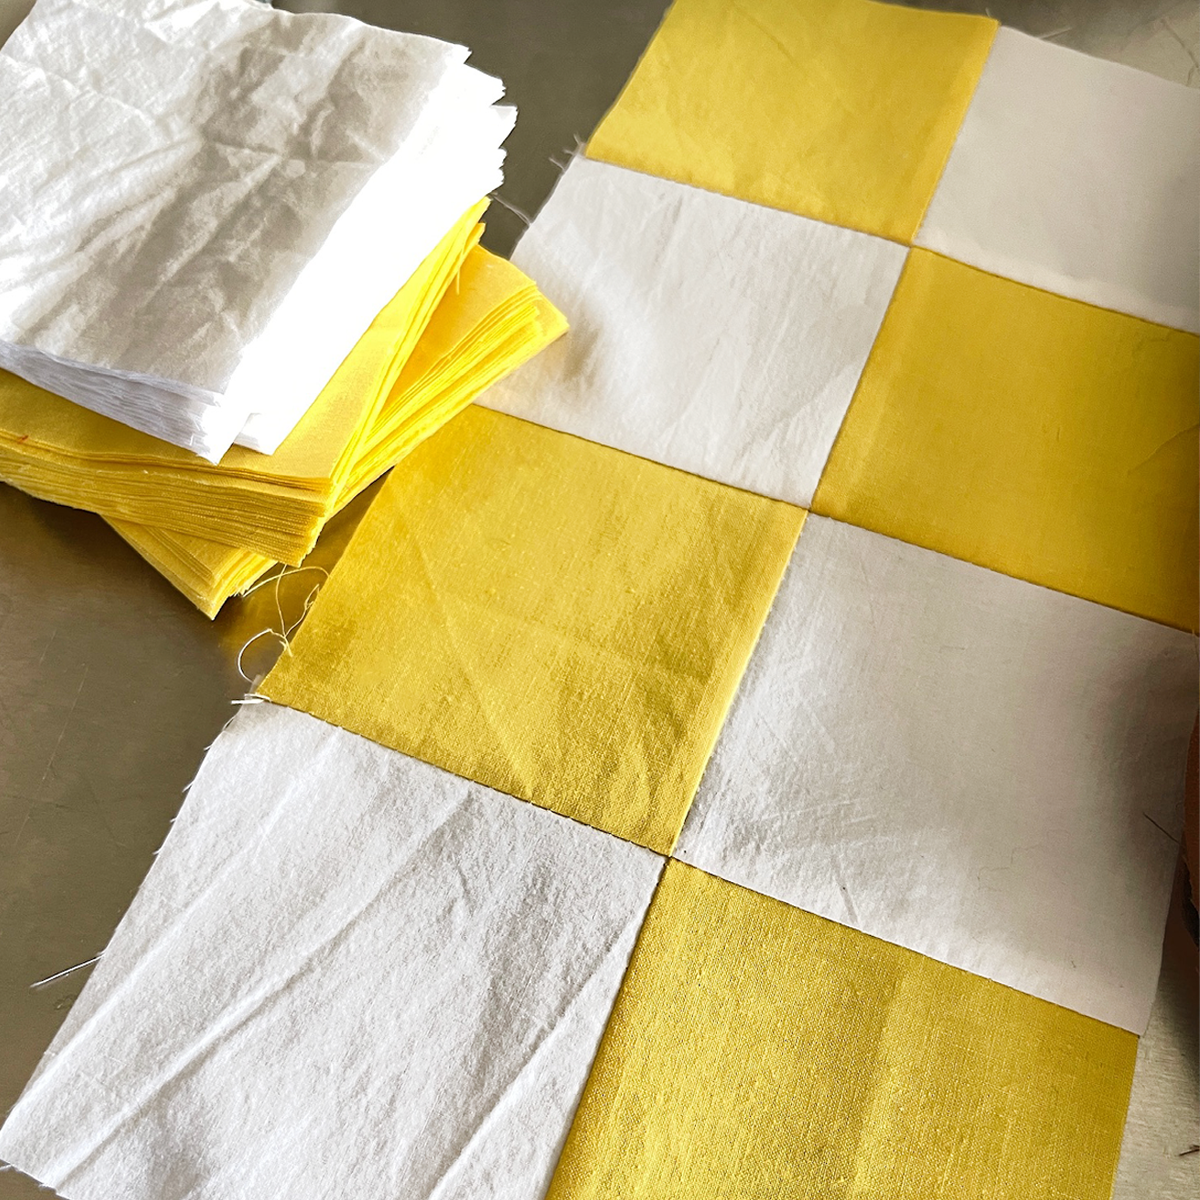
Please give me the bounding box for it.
[483,157,906,508]
[586,0,997,242]
[0,703,663,1200]
[547,860,1138,1200]
[676,514,1196,1033]
[812,249,1200,632]
[917,28,1200,333]
[263,406,804,853]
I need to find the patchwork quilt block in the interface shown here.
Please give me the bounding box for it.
[916,27,1200,333]
[586,0,998,240]
[675,514,1195,1033]
[484,157,906,508]
[812,249,1199,632]
[4,1,1196,1197]
[0,704,663,1200]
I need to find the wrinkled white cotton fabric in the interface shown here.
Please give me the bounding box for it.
[0,703,662,1200]
[676,515,1197,1034]
[483,157,906,508]
[232,69,513,455]
[917,27,1200,333]
[0,0,510,460]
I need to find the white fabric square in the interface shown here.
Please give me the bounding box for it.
[676,515,1197,1033]
[0,703,662,1200]
[0,0,510,459]
[916,27,1200,333]
[483,157,906,508]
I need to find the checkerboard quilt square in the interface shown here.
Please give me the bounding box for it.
[676,514,1196,1033]
[917,27,1200,333]
[0,704,663,1200]
[813,248,1199,631]
[587,0,997,241]
[263,406,803,851]
[547,861,1137,1200]
[484,157,906,509]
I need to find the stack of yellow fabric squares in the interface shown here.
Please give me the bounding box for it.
[0,203,567,615]
[0,0,571,618]
[1,1,1195,1198]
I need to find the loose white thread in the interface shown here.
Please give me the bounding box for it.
[234,565,328,685]
[31,955,101,989]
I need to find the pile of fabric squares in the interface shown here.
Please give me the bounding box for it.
[0,0,566,614]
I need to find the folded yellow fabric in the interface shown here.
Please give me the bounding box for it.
[263,407,803,852]
[549,860,1137,1200]
[108,249,568,618]
[813,249,1199,632]
[587,0,996,243]
[0,202,489,565]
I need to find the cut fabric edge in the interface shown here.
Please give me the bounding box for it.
[670,842,1179,1036]
[0,204,492,563]
[913,227,1200,335]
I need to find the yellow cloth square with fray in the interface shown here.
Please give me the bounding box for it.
[263,407,803,852]
[549,860,1136,1200]
[587,0,996,242]
[814,249,1199,631]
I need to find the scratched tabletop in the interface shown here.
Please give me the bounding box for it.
[0,2,1196,1198]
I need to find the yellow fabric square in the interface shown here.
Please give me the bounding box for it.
[813,249,1199,632]
[263,408,803,852]
[587,0,996,243]
[549,860,1136,1200]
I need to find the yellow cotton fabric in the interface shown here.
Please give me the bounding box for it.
[549,860,1136,1200]
[263,408,803,852]
[587,0,996,243]
[108,249,567,617]
[813,249,1200,632]
[0,203,488,565]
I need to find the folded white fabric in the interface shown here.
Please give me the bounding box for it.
[676,515,1197,1034]
[0,703,662,1200]
[234,62,513,454]
[916,27,1200,333]
[0,0,511,460]
[483,157,906,509]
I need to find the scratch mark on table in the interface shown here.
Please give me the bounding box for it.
[12,664,89,848]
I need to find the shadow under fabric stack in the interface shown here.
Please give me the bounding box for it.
[0,0,567,616]
[1,1,1197,1199]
